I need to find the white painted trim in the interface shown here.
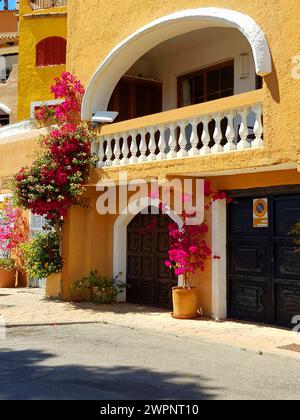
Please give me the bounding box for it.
[82,7,272,119]
[30,100,63,118]
[0,103,11,114]
[113,197,183,302]
[211,199,227,320]
[0,194,12,202]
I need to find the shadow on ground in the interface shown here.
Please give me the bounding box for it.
[54,299,172,316]
[0,348,218,400]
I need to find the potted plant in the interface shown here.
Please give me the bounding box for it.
[166,218,212,319]
[0,257,16,288]
[146,181,227,319]
[0,201,29,288]
[21,231,63,298]
[73,271,126,304]
[34,104,56,128]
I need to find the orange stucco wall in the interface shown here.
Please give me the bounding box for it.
[60,169,300,316]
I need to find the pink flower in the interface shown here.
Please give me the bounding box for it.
[189,246,199,254]
[175,268,185,276]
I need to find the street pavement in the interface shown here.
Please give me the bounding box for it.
[0,322,299,400]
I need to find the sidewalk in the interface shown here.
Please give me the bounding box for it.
[1,288,300,359]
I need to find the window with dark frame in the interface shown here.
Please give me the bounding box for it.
[0,114,9,126]
[178,61,235,108]
[36,37,67,67]
[108,76,163,123]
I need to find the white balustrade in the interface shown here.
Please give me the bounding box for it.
[92,102,264,167]
[114,136,121,166]
[188,119,199,157]
[200,115,211,156]
[139,129,148,163]
[212,113,224,153]
[178,121,188,157]
[129,131,138,164]
[121,133,129,165]
[224,111,237,152]
[157,125,167,160]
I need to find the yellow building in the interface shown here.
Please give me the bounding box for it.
[1,0,300,328]
[17,0,67,121]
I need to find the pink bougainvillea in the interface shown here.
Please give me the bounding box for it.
[147,181,231,288]
[51,72,85,125]
[166,218,212,286]
[13,72,94,226]
[0,201,29,266]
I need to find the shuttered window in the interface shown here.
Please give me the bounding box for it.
[36,37,67,67]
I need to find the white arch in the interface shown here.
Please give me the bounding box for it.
[0,103,11,115]
[82,7,272,119]
[113,197,183,302]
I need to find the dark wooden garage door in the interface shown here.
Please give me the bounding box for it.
[228,193,300,327]
[126,210,178,309]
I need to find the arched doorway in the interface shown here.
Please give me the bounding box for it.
[126,208,178,309]
[82,7,272,119]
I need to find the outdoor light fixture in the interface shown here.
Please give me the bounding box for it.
[91,111,119,126]
[238,53,250,79]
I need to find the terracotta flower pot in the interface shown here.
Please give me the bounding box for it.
[0,269,17,288]
[172,287,199,319]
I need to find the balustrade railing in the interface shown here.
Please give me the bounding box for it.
[92,91,264,168]
[30,0,68,10]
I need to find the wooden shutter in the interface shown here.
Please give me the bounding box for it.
[36,37,67,67]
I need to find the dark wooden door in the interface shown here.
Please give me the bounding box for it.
[126,210,178,309]
[228,193,300,327]
[108,76,163,123]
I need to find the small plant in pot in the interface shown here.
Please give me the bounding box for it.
[21,231,63,298]
[73,271,126,304]
[0,201,29,288]
[166,218,213,319]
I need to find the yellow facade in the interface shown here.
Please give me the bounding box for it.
[17,1,67,121]
[1,1,300,320]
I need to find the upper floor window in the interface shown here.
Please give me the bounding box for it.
[108,76,162,122]
[178,61,234,108]
[36,37,67,67]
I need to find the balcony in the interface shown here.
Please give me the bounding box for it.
[30,0,68,10]
[93,90,264,168]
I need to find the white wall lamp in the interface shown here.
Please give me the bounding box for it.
[238,53,250,79]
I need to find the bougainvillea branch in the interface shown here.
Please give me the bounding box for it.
[0,201,29,271]
[13,72,94,228]
[149,180,231,288]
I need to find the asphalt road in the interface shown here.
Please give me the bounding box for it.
[0,322,299,400]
